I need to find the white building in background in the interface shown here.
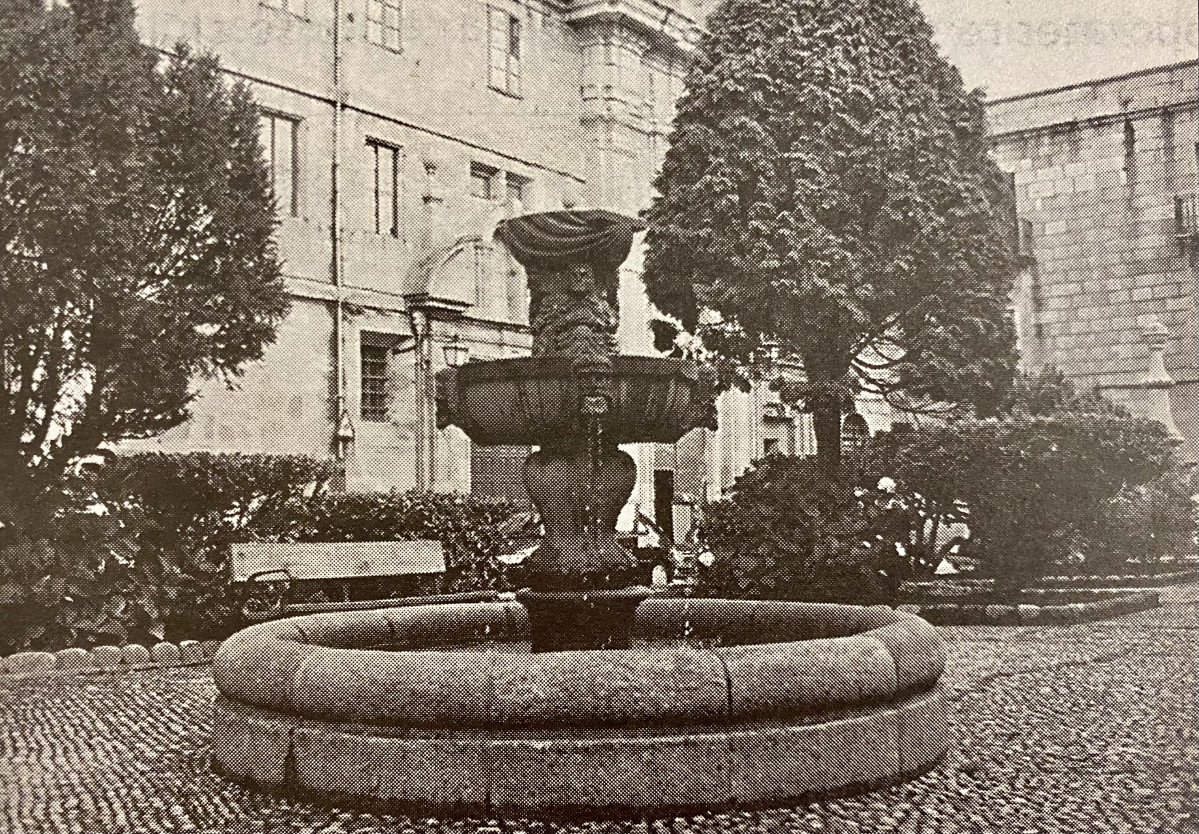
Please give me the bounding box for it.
[121,0,905,535]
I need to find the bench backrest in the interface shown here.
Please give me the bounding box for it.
[231,541,446,582]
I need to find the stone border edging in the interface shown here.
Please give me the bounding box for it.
[1033,569,1199,588]
[897,590,1159,626]
[0,639,222,680]
[212,600,945,729]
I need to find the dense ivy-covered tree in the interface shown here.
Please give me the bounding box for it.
[0,0,287,529]
[643,0,1019,471]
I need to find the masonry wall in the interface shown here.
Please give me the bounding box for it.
[122,0,891,504]
[989,61,1199,460]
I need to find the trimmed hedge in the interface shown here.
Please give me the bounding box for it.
[698,410,1191,604]
[0,453,526,652]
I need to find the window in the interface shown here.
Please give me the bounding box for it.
[367,0,402,51]
[1017,218,1035,256]
[470,162,497,200]
[487,7,521,97]
[368,140,401,237]
[360,344,389,422]
[505,173,528,207]
[260,112,300,217]
[261,0,304,16]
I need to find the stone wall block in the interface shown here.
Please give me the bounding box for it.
[212,625,316,711]
[895,686,951,773]
[289,649,495,726]
[748,601,898,642]
[210,697,294,785]
[869,618,945,694]
[388,602,517,648]
[728,707,900,801]
[492,646,728,727]
[488,732,733,813]
[633,597,757,643]
[290,609,396,650]
[717,634,898,719]
[370,734,487,810]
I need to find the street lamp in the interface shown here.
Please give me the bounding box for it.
[442,335,470,368]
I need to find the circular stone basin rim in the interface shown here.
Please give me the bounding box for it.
[212,599,946,729]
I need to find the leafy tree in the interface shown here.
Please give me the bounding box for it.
[0,0,287,535]
[643,0,1019,471]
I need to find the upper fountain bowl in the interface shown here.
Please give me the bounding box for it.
[437,354,715,447]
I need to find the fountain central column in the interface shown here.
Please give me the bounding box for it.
[494,210,650,650]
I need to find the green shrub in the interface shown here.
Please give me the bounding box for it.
[869,414,1180,592]
[273,490,521,595]
[1083,469,1196,576]
[697,456,911,605]
[0,507,157,654]
[87,453,337,643]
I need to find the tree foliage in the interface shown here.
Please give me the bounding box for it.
[643,0,1018,471]
[0,0,287,532]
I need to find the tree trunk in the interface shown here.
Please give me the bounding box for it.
[813,406,842,474]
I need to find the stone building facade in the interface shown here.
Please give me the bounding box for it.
[988,60,1199,460]
[123,0,902,518]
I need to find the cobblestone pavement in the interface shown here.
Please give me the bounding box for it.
[2,586,1197,834]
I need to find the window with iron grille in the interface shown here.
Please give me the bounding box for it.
[367,0,402,51]
[259,112,300,217]
[1176,194,1198,243]
[1017,218,1035,256]
[487,7,521,97]
[368,140,401,237]
[360,344,389,422]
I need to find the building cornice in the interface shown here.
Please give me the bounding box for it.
[989,98,1199,143]
[566,0,701,56]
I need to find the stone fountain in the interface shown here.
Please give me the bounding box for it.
[210,210,950,816]
[436,210,716,651]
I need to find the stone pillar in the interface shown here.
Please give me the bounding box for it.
[1136,318,1185,444]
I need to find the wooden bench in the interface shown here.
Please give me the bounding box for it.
[232,541,478,621]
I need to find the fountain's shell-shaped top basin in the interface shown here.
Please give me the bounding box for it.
[437,355,714,446]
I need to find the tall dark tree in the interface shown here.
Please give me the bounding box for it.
[0,0,288,530]
[643,0,1018,472]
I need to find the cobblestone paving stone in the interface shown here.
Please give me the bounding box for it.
[2,585,1197,834]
